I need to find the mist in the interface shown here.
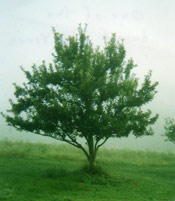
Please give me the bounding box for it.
[1,0,175,152]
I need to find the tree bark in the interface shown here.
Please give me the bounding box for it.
[88,154,96,170]
[87,136,97,171]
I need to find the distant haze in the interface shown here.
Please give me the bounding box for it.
[1,0,175,152]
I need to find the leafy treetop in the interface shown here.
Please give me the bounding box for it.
[2,25,159,170]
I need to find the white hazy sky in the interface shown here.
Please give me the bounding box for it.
[1,0,175,151]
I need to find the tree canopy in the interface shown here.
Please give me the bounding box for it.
[163,118,175,143]
[2,25,159,170]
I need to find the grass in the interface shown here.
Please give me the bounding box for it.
[0,140,175,201]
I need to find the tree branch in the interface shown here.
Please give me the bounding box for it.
[95,137,109,151]
[32,130,90,160]
[66,133,89,159]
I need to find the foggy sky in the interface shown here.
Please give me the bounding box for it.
[1,0,175,151]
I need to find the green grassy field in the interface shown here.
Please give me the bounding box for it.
[0,140,175,201]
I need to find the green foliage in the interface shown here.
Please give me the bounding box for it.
[2,24,159,169]
[163,118,175,143]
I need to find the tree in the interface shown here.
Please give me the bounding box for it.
[2,25,159,171]
[163,118,175,143]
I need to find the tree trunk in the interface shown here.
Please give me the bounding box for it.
[88,154,96,170]
[87,136,97,172]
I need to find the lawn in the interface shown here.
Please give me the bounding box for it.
[0,140,175,201]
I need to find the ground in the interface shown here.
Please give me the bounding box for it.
[0,140,175,201]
